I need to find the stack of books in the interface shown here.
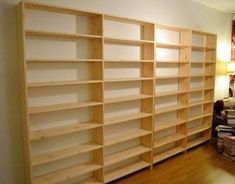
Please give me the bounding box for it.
[215,125,234,152]
[223,136,235,161]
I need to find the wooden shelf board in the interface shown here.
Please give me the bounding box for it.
[32,143,102,167]
[187,137,209,149]
[155,105,187,115]
[155,90,188,97]
[153,146,185,164]
[28,80,103,88]
[187,125,211,136]
[33,162,102,184]
[156,75,188,80]
[154,119,187,132]
[104,14,154,25]
[29,101,102,114]
[189,113,212,122]
[155,60,187,64]
[104,129,151,146]
[190,61,204,64]
[104,160,150,183]
[104,94,152,104]
[24,1,102,17]
[189,87,204,92]
[104,59,154,63]
[189,100,204,107]
[27,59,103,63]
[104,37,154,45]
[191,45,215,51]
[104,112,152,126]
[104,145,150,166]
[190,74,204,78]
[154,134,185,148]
[30,121,101,141]
[104,77,154,83]
[156,43,189,49]
[25,30,102,40]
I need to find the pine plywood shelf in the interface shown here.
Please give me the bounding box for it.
[155,90,188,97]
[28,80,103,88]
[156,43,189,49]
[104,129,151,146]
[154,119,187,132]
[155,60,187,64]
[189,100,213,107]
[25,30,102,40]
[28,101,102,114]
[24,1,102,18]
[104,160,150,183]
[27,59,103,63]
[153,147,185,164]
[187,137,209,149]
[154,134,185,148]
[104,94,152,104]
[104,146,150,166]
[191,45,215,51]
[156,75,188,80]
[188,125,211,136]
[30,121,101,141]
[104,37,154,45]
[155,105,187,115]
[189,87,204,92]
[190,74,204,78]
[33,162,103,184]
[104,77,154,83]
[104,112,152,126]
[104,59,154,63]
[32,143,102,166]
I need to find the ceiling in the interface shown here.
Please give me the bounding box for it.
[193,0,235,13]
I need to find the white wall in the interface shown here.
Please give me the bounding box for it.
[0,0,232,183]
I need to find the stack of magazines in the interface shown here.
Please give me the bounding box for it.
[223,136,235,161]
[215,125,234,152]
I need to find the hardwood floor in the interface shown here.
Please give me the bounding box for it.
[114,141,235,184]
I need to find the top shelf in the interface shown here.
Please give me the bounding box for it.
[24,1,102,17]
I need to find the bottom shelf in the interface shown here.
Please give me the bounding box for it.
[187,137,209,149]
[33,162,102,184]
[104,160,150,183]
[153,147,185,164]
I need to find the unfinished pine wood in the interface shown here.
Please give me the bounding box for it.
[104,146,150,166]
[28,80,103,88]
[104,94,152,104]
[153,146,185,163]
[104,112,152,126]
[154,134,186,148]
[31,143,102,166]
[17,1,216,183]
[154,119,187,132]
[104,160,150,183]
[33,162,103,184]
[30,121,102,141]
[29,101,102,114]
[187,125,211,136]
[155,105,188,115]
[25,30,102,39]
[104,129,151,146]
[187,137,210,149]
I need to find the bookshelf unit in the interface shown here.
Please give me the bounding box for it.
[17,1,216,183]
[154,25,190,163]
